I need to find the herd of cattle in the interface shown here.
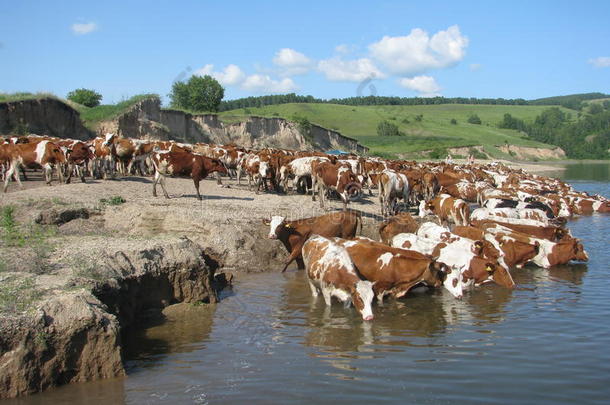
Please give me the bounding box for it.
[2,133,609,321]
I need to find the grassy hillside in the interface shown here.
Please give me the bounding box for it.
[219,103,574,158]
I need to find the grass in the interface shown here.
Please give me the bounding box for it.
[1,91,160,132]
[99,196,126,206]
[0,275,43,314]
[77,94,159,130]
[218,103,574,158]
[1,206,56,275]
[0,92,59,103]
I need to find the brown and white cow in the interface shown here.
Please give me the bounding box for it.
[419,194,470,226]
[151,150,227,200]
[3,140,66,192]
[333,238,447,302]
[378,170,409,217]
[312,162,361,211]
[264,210,362,272]
[378,212,420,245]
[56,139,93,183]
[303,235,375,321]
[452,225,540,269]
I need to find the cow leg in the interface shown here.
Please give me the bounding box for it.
[215,171,223,186]
[308,281,319,297]
[281,242,306,272]
[321,287,332,306]
[56,164,64,184]
[3,163,18,192]
[296,257,305,270]
[311,175,317,201]
[193,178,202,200]
[152,171,164,197]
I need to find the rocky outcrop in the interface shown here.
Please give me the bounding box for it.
[0,98,92,140]
[0,237,217,399]
[96,98,367,153]
[498,145,566,160]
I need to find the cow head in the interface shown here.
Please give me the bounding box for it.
[102,133,116,147]
[264,215,289,239]
[47,143,66,164]
[418,200,433,218]
[573,240,588,262]
[351,280,375,321]
[434,262,464,299]
[491,263,515,289]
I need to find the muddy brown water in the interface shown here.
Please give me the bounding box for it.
[5,165,610,404]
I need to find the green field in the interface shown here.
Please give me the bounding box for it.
[219,103,575,158]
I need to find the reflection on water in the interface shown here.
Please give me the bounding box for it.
[9,174,610,405]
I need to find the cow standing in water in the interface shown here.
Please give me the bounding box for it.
[151,150,227,200]
[264,210,362,272]
[303,235,375,321]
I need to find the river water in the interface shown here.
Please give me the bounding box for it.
[6,164,610,405]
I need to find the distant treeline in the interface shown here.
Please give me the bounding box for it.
[219,92,608,112]
[500,102,610,159]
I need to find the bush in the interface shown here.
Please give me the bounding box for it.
[292,115,313,141]
[169,75,224,112]
[414,114,423,122]
[401,118,410,124]
[588,103,603,115]
[377,121,402,136]
[67,88,102,107]
[467,114,482,124]
[99,196,126,206]
[428,148,448,159]
[450,118,457,125]
[468,147,487,159]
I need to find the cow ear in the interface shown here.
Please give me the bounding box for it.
[262,219,270,225]
[485,264,494,272]
[284,223,292,229]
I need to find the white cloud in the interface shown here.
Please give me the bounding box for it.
[195,64,246,86]
[317,57,385,82]
[469,63,482,71]
[589,57,610,68]
[334,44,353,55]
[399,75,442,97]
[369,25,468,75]
[272,48,312,76]
[71,22,98,35]
[240,74,298,93]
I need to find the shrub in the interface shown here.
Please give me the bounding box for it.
[377,121,402,136]
[450,118,457,125]
[99,196,126,206]
[414,114,423,122]
[67,88,102,107]
[467,114,482,124]
[428,148,448,159]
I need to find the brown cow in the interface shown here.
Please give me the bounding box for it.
[264,210,362,272]
[3,140,66,192]
[472,219,570,242]
[333,238,446,302]
[312,162,361,210]
[151,151,227,200]
[378,212,420,245]
[57,139,93,183]
[419,193,470,226]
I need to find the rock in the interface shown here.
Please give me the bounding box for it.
[35,208,91,225]
[0,237,218,399]
[0,292,123,398]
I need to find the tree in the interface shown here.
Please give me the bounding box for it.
[588,103,603,115]
[377,120,402,136]
[467,114,482,124]
[169,75,224,112]
[67,88,102,107]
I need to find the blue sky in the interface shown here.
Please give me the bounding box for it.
[1,0,609,104]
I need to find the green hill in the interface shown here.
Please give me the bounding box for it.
[219,103,574,158]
